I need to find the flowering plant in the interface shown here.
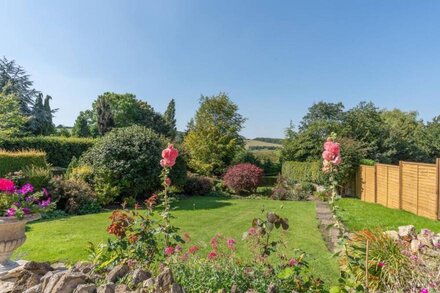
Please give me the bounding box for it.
[321,133,342,203]
[0,178,54,219]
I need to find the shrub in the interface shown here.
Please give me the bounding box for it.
[271,187,291,200]
[183,175,213,196]
[0,136,95,167]
[299,182,316,194]
[48,176,100,215]
[291,184,310,201]
[0,149,47,176]
[80,125,164,201]
[360,158,376,166]
[22,165,51,190]
[168,150,188,189]
[282,161,324,184]
[256,186,273,196]
[223,163,263,195]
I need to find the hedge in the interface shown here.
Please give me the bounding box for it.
[0,149,47,176]
[282,161,324,184]
[0,137,96,167]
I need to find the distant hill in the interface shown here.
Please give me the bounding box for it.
[245,139,282,150]
[253,137,283,145]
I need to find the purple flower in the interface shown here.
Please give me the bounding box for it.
[39,198,51,208]
[14,202,21,207]
[378,261,385,268]
[22,208,31,215]
[18,183,34,195]
[420,288,429,293]
[7,208,16,217]
[42,188,49,197]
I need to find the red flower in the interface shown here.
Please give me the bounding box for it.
[188,245,199,254]
[207,250,218,260]
[164,246,175,256]
[227,238,236,250]
[0,178,15,193]
[145,194,158,209]
[161,144,179,168]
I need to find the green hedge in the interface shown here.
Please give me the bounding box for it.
[0,150,47,176]
[0,137,95,167]
[282,161,324,184]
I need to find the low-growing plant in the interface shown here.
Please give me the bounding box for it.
[223,163,263,195]
[183,174,213,196]
[271,187,291,200]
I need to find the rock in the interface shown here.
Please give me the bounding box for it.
[42,271,67,292]
[72,262,93,274]
[74,283,97,293]
[230,284,238,293]
[132,269,151,286]
[398,225,416,241]
[155,268,174,291]
[51,263,67,272]
[106,265,129,283]
[97,283,115,293]
[421,228,433,236]
[267,283,277,293]
[0,280,14,293]
[432,235,440,248]
[142,278,155,288]
[171,283,184,293]
[115,284,129,293]
[23,284,42,293]
[11,270,41,293]
[384,230,399,241]
[411,239,422,253]
[24,262,53,275]
[48,272,87,293]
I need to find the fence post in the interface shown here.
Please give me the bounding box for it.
[437,159,440,220]
[399,161,403,210]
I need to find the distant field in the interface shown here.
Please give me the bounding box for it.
[252,149,280,163]
[245,139,282,149]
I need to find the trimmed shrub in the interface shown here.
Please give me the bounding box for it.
[223,163,263,195]
[183,175,213,196]
[360,158,376,166]
[0,149,47,176]
[80,125,164,201]
[0,136,95,167]
[48,176,100,215]
[282,161,324,184]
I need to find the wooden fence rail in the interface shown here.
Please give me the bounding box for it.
[356,159,440,220]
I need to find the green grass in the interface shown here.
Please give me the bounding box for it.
[15,196,339,285]
[337,198,440,233]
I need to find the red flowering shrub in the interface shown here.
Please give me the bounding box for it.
[223,163,263,195]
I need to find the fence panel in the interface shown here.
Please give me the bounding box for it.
[401,163,419,215]
[387,166,400,209]
[417,165,437,220]
[376,165,388,206]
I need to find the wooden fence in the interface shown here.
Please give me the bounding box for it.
[356,159,440,220]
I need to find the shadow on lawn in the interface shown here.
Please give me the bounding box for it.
[173,196,233,211]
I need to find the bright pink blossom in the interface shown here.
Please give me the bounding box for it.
[207,251,218,260]
[324,140,340,155]
[175,245,182,252]
[289,258,298,266]
[248,227,257,235]
[378,261,385,268]
[331,155,342,166]
[164,246,175,256]
[6,208,16,217]
[322,150,335,161]
[227,238,236,250]
[420,288,429,293]
[18,183,34,195]
[161,144,179,168]
[0,178,15,193]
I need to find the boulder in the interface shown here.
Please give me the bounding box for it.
[23,284,42,293]
[72,262,93,275]
[115,284,130,293]
[171,283,185,293]
[0,280,14,293]
[48,272,87,293]
[97,283,115,293]
[155,268,174,291]
[24,261,53,275]
[142,278,155,288]
[11,270,41,293]
[73,283,97,293]
[42,271,67,292]
[411,239,422,253]
[398,225,416,241]
[106,265,129,283]
[384,230,399,241]
[132,269,151,286]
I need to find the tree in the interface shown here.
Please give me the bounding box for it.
[0,57,38,115]
[422,115,440,161]
[299,101,345,132]
[0,90,28,137]
[72,111,92,137]
[43,95,56,135]
[95,95,114,135]
[29,93,46,135]
[164,99,177,140]
[183,93,246,176]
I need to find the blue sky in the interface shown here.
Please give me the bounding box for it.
[1,1,440,138]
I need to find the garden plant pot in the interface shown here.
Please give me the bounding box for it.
[0,214,40,273]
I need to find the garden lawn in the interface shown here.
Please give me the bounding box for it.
[15,196,339,285]
[337,198,440,233]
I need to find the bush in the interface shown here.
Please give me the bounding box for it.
[168,149,188,189]
[80,125,164,201]
[0,149,47,176]
[282,161,324,184]
[0,136,95,167]
[22,165,51,190]
[299,182,316,194]
[360,158,376,166]
[48,176,100,215]
[271,187,291,200]
[183,175,213,196]
[223,163,263,195]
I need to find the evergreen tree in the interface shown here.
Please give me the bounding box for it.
[163,99,177,140]
[72,111,92,137]
[43,95,56,135]
[96,95,114,135]
[29,93,46,135]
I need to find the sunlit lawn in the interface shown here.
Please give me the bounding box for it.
[15,196,340,285]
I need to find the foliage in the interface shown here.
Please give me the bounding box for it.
[0,90,28,137]
[282,161,324,184]
[183,92,246,176]
[168,149,188,188]
[48,176,100,215]
[0,149,47,176]
[95,94,115,135]
[0,136,95,167]
[72,111,92,137]
[359,158,375,166]
[253,137,283,144]
[21,165,51,190]
[29,93,56,136]
[0,179,54,219]
[271,187,291,200]
[223,163,263,195]
[80,125,164,201]
[163,99,177,140]
[183,174,213,196]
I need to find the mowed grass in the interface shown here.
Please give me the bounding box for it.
[337,198,440,233]
[15,197,340,284]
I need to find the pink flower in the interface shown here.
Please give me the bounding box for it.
[324,140,340,156]
[39,198,51,208]
[289,258,298,266]
[227,238,236,250]
[0,179,15,193]
[207,251,218,260]
[188,245,199,254]
[248,227,257,236]
[164,177,172,186]
[161,144,179,168]
[420,288,429,293]
[210,236,218,249]
[42,188,49,197]
[322,150,335,161]
[331,155,342,166]
[6,208,16,217]
[164,246,175,256]
[181,253,189,261]
[378,261,385,268]
[175,245,182,253]
[18,183,34,195]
